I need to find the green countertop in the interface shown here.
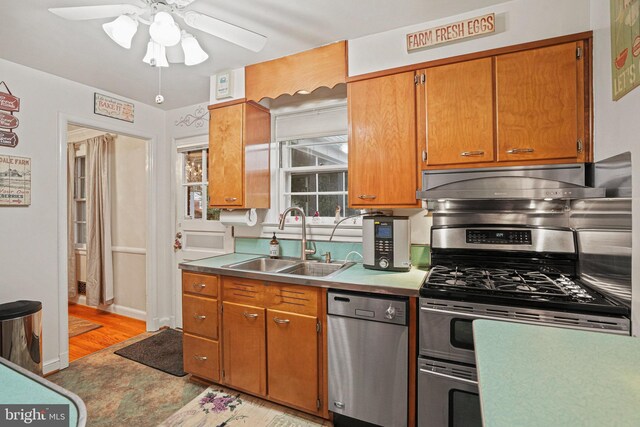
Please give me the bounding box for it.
[473,320,640,427]
[180,252,427,297]
[0,358,86,426]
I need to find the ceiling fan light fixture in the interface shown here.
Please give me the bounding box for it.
[181,33,208,66]
[149,11,181,47]
[102,14,138,49]
[143,40,169,67]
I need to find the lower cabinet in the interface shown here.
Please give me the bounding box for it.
[183,333,220,382]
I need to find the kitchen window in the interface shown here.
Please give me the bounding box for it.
[181,148,220,221]
[74,156,87,248]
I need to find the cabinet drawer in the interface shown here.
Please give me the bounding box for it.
[222,276,266,306]
[183,333,220,382]
[182,272,218,298]
[266,284,319,316]
[183,294,218,339]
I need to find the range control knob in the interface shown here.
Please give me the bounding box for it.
[378,258,389,269]
[385,305,396,320]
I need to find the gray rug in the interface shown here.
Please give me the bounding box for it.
[114,328,186,377]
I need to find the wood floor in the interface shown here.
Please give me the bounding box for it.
[68,303,146,362]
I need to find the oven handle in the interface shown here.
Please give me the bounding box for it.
[420,306,535,325]
[419,368,478,386]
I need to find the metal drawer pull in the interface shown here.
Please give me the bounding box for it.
[193,355,208,361]
[357,194,377,200]
[273,317,290,324]
[461,151,485,157]
[506,148,534,154]
[224,197,238,202]
[243,312,259,319]
[334,401,345,409]
[193,314,206,320]
[192,283,206,290]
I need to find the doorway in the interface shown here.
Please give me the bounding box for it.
[66,124,148,361]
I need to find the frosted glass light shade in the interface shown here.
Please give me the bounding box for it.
[149,12,181,46]
[181,33,208,66]
[103,15,138,49]
[142,40,169,67]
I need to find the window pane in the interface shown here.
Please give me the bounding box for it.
[185,151,203,183]
[76,223,86,245]
[76,201,86,222]
[318,172,345,192]
[285,138,348,168]
[77,178,86,199]
[318,194,341,217]
[290,195,317,217]
[291,173,317,193]
[207,208,221,221]
[186,185,203,219]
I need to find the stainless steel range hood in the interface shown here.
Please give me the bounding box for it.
[417,163,605,201]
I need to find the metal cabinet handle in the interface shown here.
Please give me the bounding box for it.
[357,194,377,200]
[224,197,238,202]
[422,150,427,162]
[506,148,534,154]
[334,401,345,409]
[419,368,478,385]
[193,355,208,361]
[193,314,206,320]
[192,283,206,290]
[243,312,258,319]
[461,151,485,157]
[273,317,290,324]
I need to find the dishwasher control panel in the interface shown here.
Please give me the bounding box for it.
[327,291,408,326]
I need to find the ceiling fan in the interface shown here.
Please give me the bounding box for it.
[49,0,267,67]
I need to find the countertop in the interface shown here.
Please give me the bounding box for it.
[179,252,427,297]
[473,320,640,427]
[0,357,86,426]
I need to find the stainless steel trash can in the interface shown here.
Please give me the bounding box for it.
[0,300,42,375]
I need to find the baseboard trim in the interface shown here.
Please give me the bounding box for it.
[75,296,147,321]
[44,358,61,375]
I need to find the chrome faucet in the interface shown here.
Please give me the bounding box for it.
[278,207,316,260]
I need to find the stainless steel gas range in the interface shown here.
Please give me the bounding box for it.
[417,224,630,427]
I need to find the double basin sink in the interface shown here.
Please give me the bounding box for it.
[224,257,354,279]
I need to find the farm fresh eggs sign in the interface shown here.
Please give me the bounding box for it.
[407,13,495,52]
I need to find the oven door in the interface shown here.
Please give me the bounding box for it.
[419,299,481,365]
[418,358,481,427]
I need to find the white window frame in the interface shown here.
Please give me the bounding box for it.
[74,155,87,250]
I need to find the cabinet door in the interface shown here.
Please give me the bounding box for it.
[267,309,319,413]
[423,58,495,166]
[209,103,244,207]
[222,301,266,396]
[496,42,581,162]
[348,72,419,208]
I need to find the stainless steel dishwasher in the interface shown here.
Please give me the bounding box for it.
[328,290,408,427]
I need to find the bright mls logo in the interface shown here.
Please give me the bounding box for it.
[1,405,68,426]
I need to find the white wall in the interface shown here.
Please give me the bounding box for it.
[0,58,168,373]
[589,0,640,335]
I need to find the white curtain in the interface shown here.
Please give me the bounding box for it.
[67,143,77,299]
[85,134,115,306]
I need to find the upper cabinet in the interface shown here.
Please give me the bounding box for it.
[348,72,420,208]
[496,41,585,163]
[208,101,270,209]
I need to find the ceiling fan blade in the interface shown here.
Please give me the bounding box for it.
[49,5,144,21]
[183,11,266,52]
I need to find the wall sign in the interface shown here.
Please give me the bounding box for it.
[94,93,135,123]
[611,0,640,100]
[0,81,20,148]
[0,155,31,206]
[407,13,495,52]
[215,71,233,99]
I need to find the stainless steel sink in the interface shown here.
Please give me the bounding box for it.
[224,257,299,273]
[279,261,354,278]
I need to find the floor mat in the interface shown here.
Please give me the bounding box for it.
[68,315,102,338]
[159,386,332,427]
[114,328,186,377]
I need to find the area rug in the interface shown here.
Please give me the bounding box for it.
[114,328,186,377]
[159,387,333,427]
[68,315,102,337]
[48,332,206,427]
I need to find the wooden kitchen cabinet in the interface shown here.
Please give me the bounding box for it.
[221,301,267,396]
[347,71,420,208]
[496,41,585,163]
[419,58,496,166]
[208,100,270,208]
[219,276,326,417]
[181,271,221,382]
